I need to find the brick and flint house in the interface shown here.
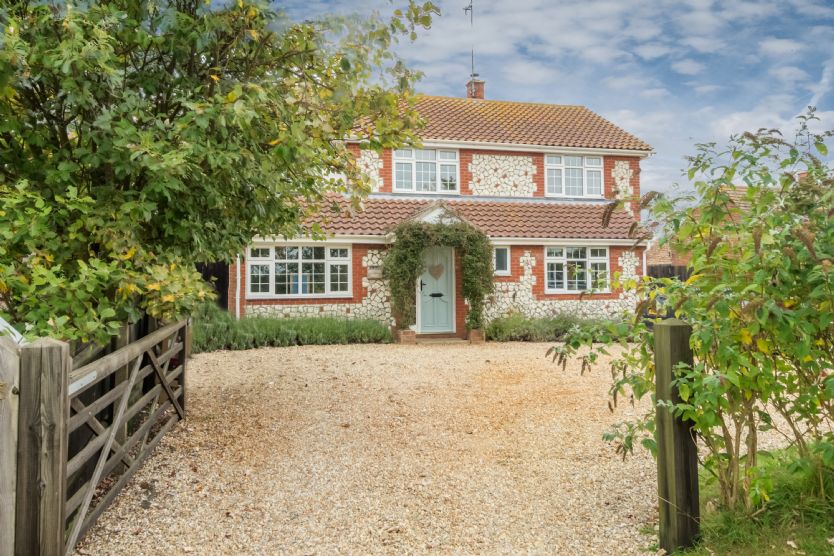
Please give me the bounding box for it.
[227,79,653,338]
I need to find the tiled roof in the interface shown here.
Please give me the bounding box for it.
[411,96,652,152]
[306,195,641,240]
[723,185,751,211]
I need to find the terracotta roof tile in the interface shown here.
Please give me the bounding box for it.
[411,96,652,151]
[307,195,640,240]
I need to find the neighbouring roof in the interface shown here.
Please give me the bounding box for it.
[410,96,653,152]
[305,195,641,240]
[722,185,751,211]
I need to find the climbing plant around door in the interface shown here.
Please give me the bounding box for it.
[383,222,494,330]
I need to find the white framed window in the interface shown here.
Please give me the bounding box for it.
[545,155,604,197]
[493,247,511,276]
[544,247,609,293]
[247,245,352,298]
[394,148,459,193]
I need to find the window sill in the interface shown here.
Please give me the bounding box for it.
[246,293,354,301]
[543,194,606,200]
[543,290,611,295]
[392,189,461,195]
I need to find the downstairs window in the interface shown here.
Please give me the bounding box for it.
[247,245,352,298]
[544,247,609,293]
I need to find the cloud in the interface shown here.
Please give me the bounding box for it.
[640,88,671,99]
[788,0,834,18]
[634,43,675,60]
[759,38,804,56]
[501,60,562,87]
[671,59,706,75]
[693,84,723,95]
[768,66,811,83]
[681,36,725,54]
[711,94,797,138]
[604,75,651,91]
[675,7,725,35]
[808,59,834,107]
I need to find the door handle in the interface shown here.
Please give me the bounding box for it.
[420,280,426,291]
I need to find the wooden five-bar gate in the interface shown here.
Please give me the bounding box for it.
[1,319,190,556]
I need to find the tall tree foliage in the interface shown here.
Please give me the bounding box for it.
[0,0,437,341]
[553,112,834,511]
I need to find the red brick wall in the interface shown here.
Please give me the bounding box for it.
[379,149,392,193]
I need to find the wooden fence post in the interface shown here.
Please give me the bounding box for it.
[15,339,70,556]
[112,324,131,456]
[0,336,21,556]
[654,319,700,553]
[181,319,190,414]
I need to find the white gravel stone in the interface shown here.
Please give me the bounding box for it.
[76,343,660,556]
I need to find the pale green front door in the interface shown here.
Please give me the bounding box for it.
[418,246,454,333]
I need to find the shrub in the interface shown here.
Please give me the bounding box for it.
[682,448,834,555]
[191,303,392,353]
[0,1,436,343]
[552,112,834,512]
[486,313,610,342]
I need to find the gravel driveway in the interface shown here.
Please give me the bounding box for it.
[76,342,657,555]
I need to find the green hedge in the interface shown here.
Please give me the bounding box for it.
[192,303,393,353]
[485,313,608,342]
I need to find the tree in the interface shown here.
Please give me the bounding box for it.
[553,111,834,511]
[0,0,437,341]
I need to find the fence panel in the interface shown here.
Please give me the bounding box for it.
[648,264,692,281]
[0,336,20,556]
[63,319,187,553]
[12,319,189,556]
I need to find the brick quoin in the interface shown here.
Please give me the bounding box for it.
[604,156,642,214]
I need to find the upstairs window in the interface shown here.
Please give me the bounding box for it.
[394,149,459,193]
[544,247,609,293]
[247,245,351,298]
[545,155,604,197]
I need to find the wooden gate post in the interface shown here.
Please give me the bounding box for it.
[15,339,70,556]
[112,323,131,456]
[0,336,21,556]
[654,319,700,553]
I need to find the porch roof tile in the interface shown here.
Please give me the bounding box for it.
[306,195,640,240]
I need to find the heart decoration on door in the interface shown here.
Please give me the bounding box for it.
[428,264,444,279]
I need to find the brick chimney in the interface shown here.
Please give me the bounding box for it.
[466,78,485,99]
